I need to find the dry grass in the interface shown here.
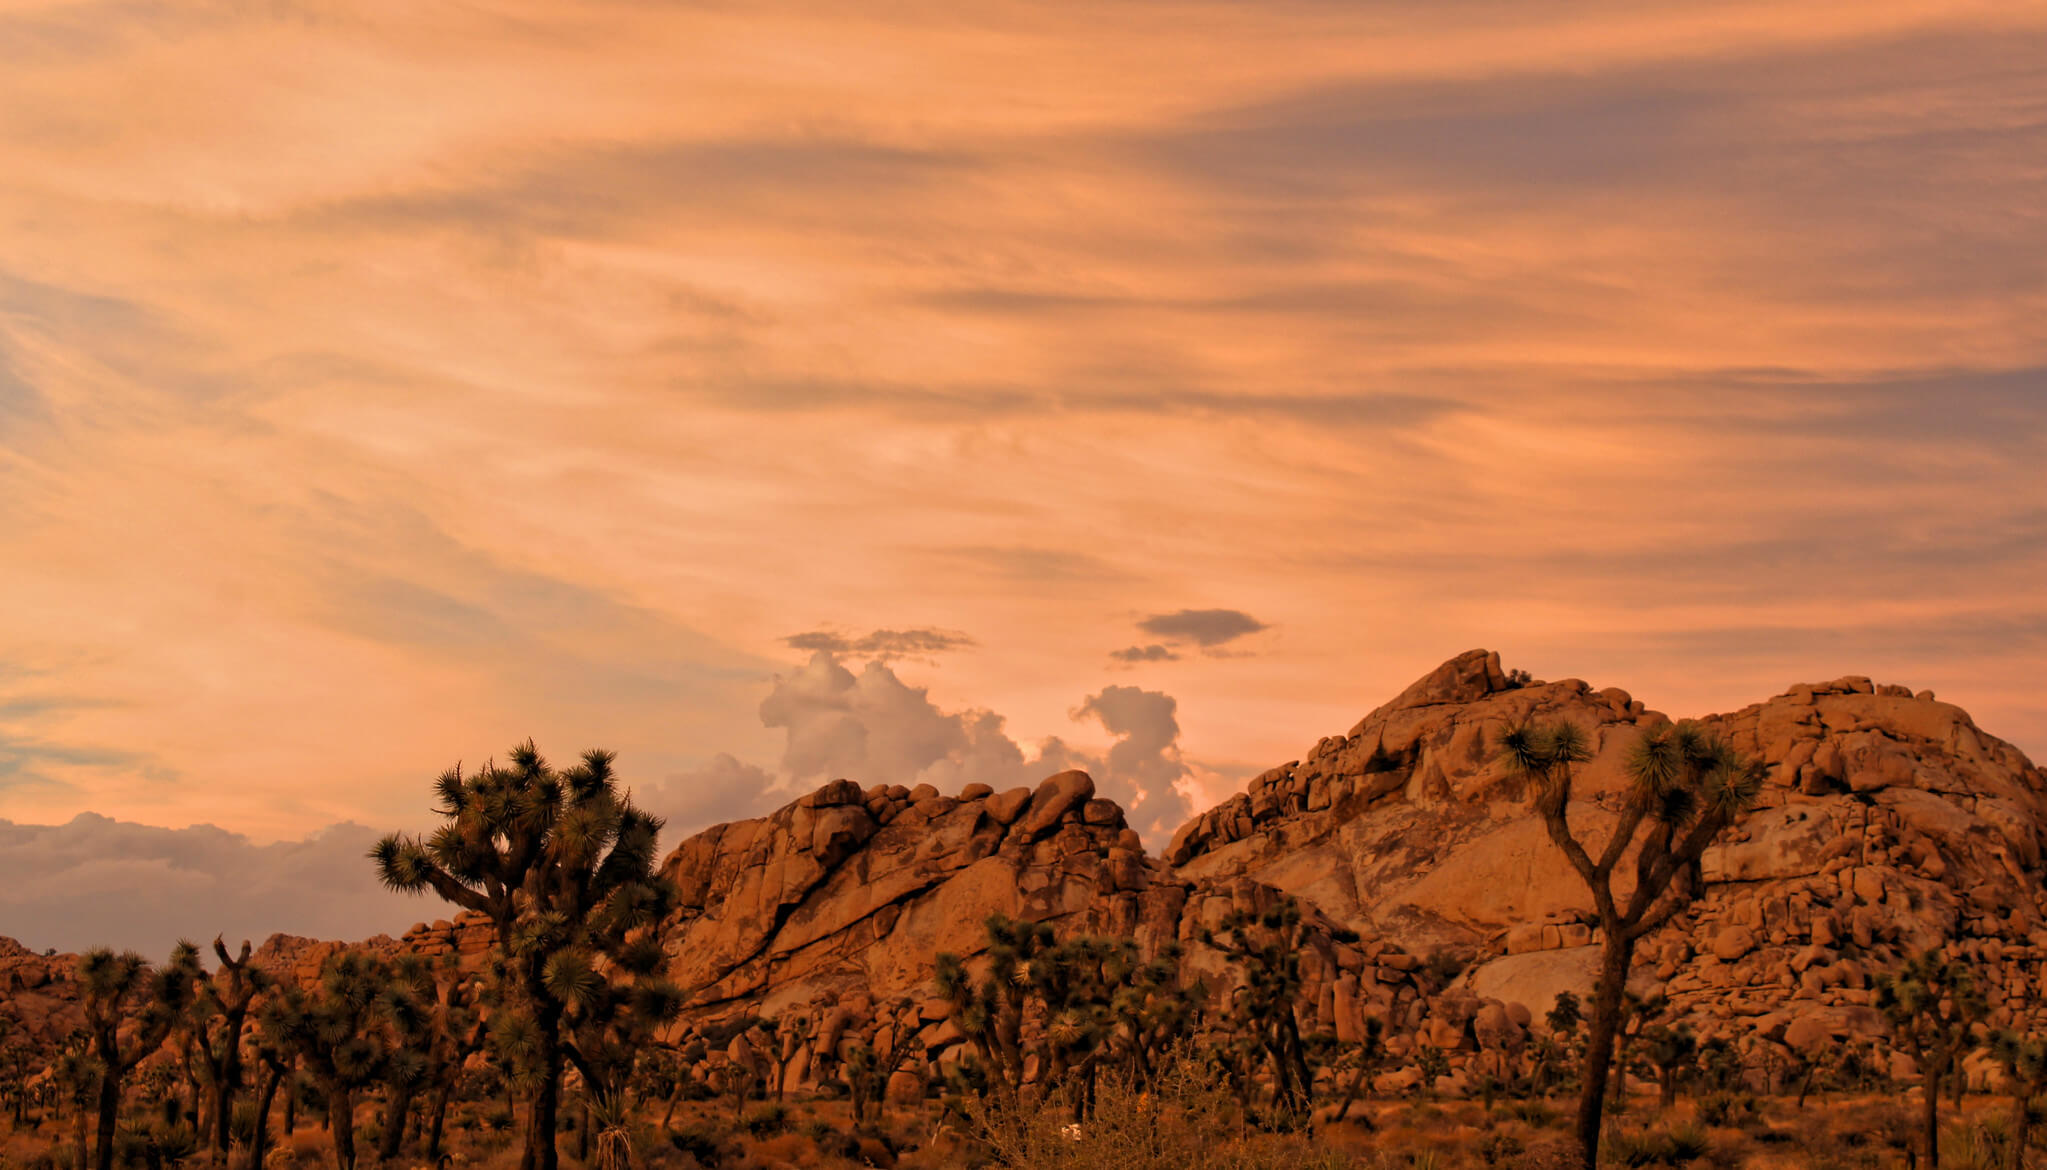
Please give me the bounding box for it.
[3,1088,2039,1170]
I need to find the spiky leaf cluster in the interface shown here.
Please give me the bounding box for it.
[1498,718,1763,944]
[1877,949,1986,1067]
[369,742,671,955]
[934,914,1057,1096]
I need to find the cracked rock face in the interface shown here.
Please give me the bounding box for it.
[654,769,1188,1017]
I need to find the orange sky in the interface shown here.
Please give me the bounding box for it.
[1,2,2045,946]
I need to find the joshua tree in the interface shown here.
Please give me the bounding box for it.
[1414,1045,1450,1100]
[1546,991,1582,1042]
[1642,1023,1697,1111]
[406,959,488,1163]
[77,945,199,1170]
[841,1040,910,1132]
[52,1039,103,1163]
[1988,1028,2047,1170]
[371,956,436,1163]
[934,914,1060,1100]
[0,1013,37,1127]
[1329,1016,1386,1123]
[1104,942,1198,1092]
[1609,990,1664,1113]
[1201,899,1316,1122]
[1879,949,1987,1170]
[258,949,398,1170]
[183,937,269,1158]
[245,1038,292,1170]
[370,741,673,1170]
[1499,718,1762,1169]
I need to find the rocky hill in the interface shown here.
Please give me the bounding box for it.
[7,650,2044,1098]
[627,649,2047,1094]
[1166,650,2047,1077]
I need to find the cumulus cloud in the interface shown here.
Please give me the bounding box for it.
[1070,685,1196,842]
[1109,644,1180,663]
[0,815,423,954]
[758,651,1035,792]
[1135,608,1269,651]
[651,649,1204,850]
[636,752,785,837]
[781,627,976,661]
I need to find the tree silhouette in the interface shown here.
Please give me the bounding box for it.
[184,937,269,1158]
[1498,718,1762,1170]
[1105,941,1198,1092]
[1988,1028,2047,1170]
[0,1013,36,1127]
[77,944,199,1170]
[257,949,397,1170]
[1329,1016,1385,1123]
[1642,1023,1697,1111]
[935,914,1058,1101]
[53,1039,103,1166]
[370,741,672,1170]
[1879,949,1987,1170]
[1201,899,1316,1122]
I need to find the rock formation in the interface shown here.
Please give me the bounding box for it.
[5,649,2043,1099]
[1166,649,2047,1086]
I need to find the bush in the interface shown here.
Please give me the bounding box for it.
[666,1124,725,1168]
[739,1103,787,1138]
[1692,1092,1755,1128]
[1604,1122,1711,1167]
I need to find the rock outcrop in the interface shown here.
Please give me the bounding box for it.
[1164,650,2047,1080]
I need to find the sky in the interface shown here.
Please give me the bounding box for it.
[1,1,2043,951]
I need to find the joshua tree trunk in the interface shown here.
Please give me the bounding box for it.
[1610,1024,1633,1113]
[1923,1059,1943,1170]
[1576,936,1636,1164]
[282,1059,297,1137]
[519,1006,563,1170]
[425,1079,458,1161]
[379,1082,417,1162]
[250,1063,282,1170]
[73,1098,90,1170]
[1331,1059,1372,1123]
[92,1067,122,1170]
[326,1085,357,1170]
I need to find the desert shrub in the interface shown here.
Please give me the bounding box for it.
[1692,1091,1755,1128]
[800,1119,860,1160]
[229,1097,265,1145]
[738,1103,786,1138]
[666,1124,726,1168]
[1940,1120,2003,1170]
[1596,1120,1711,1170]
[1476,1132,1523,1166]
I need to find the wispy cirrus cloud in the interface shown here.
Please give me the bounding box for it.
[781,626,977,661]
[0,0,2041,901]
